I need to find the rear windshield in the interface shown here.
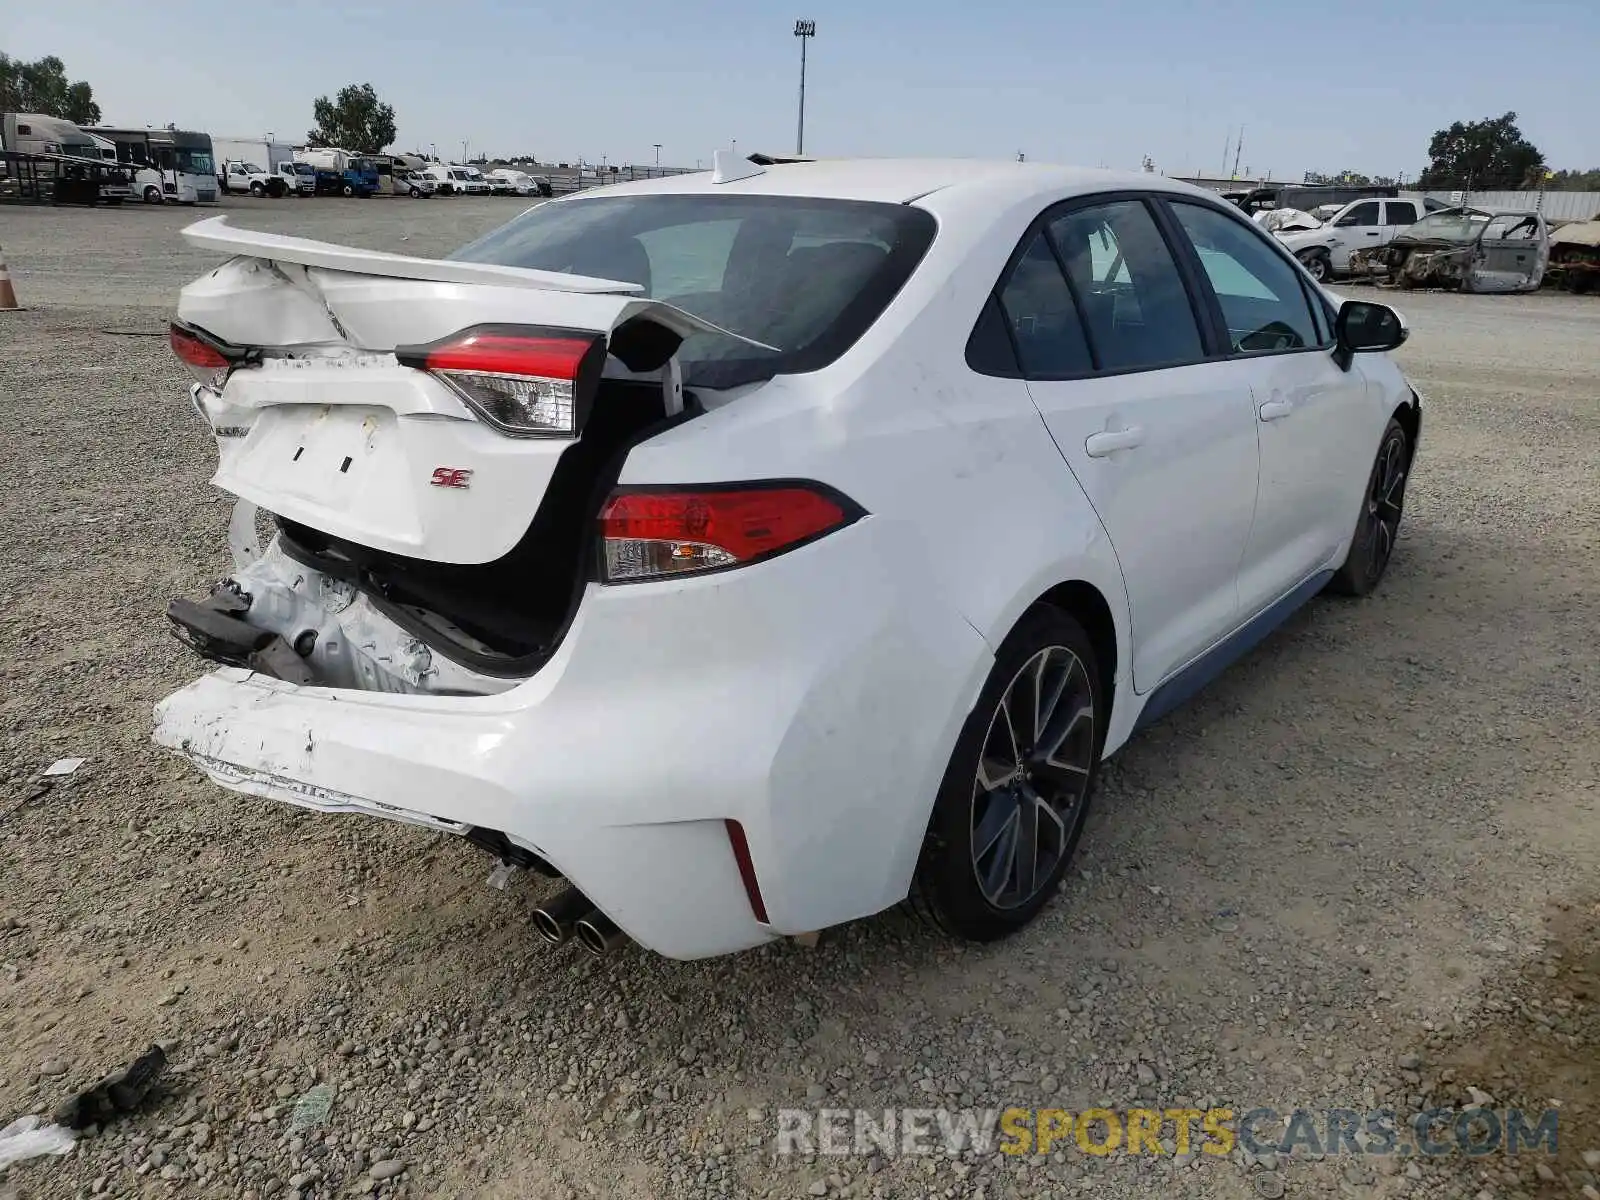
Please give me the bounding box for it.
[449,193,937,388]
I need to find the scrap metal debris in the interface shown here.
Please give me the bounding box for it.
[51,1044,168,1131]
[1350,206,1548,293]
[42,758,85,778]
[1547,218,1600,293]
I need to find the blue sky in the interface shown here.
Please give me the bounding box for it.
[8,0,1598,177]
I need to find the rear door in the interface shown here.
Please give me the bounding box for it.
[1002,195,1261,691]
[1326,200,1383,271]
[1165,199,1371,613]
[1382,199,1420,245]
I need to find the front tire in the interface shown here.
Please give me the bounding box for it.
[911,606,1105,942]
[143,185,162,204]
[1300,251,1331,283]
[1328,418,1410,597]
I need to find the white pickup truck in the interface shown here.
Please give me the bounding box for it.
[220,160,287,198]
[1276,197,1428,282]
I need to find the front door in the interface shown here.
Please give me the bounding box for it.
[1327,200,1384,271]
[1472,213,1549,292]
[1165,199,1372,614]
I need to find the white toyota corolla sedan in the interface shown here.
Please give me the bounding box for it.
[156,154,1419,960]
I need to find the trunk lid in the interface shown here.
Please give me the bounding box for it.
[177,217,766,565]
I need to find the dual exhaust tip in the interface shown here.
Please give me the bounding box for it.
[532,886,628,956]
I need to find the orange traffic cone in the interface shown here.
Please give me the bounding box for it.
[0,244,19,311]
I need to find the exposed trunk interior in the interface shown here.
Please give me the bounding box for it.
[274,379,694,674]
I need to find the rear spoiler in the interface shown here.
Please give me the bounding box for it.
[180,216,778,352]
[183,215,645,294]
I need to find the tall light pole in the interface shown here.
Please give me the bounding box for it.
[653,143,662,169]
[794,19,816,155]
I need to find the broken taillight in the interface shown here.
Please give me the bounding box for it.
[396,325,606,437]
[169,323,232,387]
[597,483,865,583]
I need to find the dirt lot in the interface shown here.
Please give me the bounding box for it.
[0,197,1597,1200]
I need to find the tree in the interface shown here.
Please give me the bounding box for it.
[1546,167,1600,191]
[306,83,396,153]
[0,53,101,124]
[1416,112,1544,191]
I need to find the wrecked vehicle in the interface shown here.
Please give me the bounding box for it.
[1350,206,1549,293]
[1254,207,1322,234]
[1545,219,1600,293]
[151,158,1421,962]
[1278,197,1427,282]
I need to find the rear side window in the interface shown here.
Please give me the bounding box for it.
[1169,202,1323,352]
[1047,200,1205,372]
[452,194,937,388]
[996,233,1092,376]
[1386,201,1418,226]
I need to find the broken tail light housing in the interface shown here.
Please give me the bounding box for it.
[597,482,866,583]
[169,322,250,390]
[396,324,607,438]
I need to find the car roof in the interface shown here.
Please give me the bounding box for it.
[553,157,1226,209]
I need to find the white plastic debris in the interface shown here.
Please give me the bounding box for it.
[42,758,86,777]
[0,1115,77,1169]
[486,861,521,891]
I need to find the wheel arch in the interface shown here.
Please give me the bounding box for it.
[1391,390,1421,461]
[1033,579,1119,727]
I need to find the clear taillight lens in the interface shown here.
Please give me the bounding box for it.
[597,484,864,583]
[435,371,574,435]
[397,326,606,438]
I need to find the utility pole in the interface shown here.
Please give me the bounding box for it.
[794,20,816,155]
[1231,127,1244,179]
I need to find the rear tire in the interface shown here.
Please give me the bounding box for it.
[1328,418,1410,597]
[910,606,1105,942]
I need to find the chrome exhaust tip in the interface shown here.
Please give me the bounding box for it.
[574,910,628,957]
[532,885,591,945]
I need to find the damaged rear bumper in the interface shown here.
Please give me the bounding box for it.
[153,520,989,960]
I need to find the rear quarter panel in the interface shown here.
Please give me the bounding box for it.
[618,188,1138,915]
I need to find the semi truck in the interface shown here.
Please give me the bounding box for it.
[1,112,135,204]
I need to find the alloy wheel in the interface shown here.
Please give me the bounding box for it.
[1366,432,1408,578]
[969,646,1096,910]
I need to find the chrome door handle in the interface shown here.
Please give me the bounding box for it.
[1084,426,1145,457]
[1258,399,1294,421]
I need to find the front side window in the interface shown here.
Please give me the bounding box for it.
[1170,202,1322,353]
[451,194,937,388]
[1047,200,1204,372]
[1335,201,1381,228]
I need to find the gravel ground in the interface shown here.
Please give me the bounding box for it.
[1,197,1597,1200]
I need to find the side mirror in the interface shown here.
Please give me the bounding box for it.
[1333,300,1407,370]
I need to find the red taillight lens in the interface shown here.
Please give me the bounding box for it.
[420,333,592,378]
[597,483,863,582]
[169,324,227,370]
[396,325,606,438]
